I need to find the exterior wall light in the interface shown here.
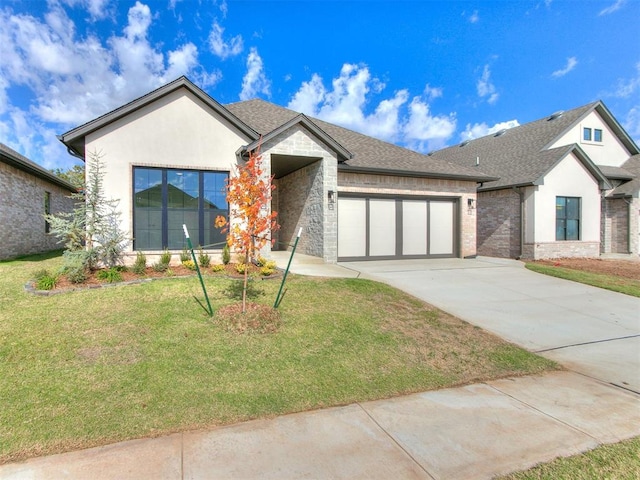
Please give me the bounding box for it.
[328,190,336,204]
[467,198,476,209]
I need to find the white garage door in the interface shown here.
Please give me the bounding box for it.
[338,196,457,260]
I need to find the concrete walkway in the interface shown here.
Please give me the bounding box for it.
[2,255,639,480]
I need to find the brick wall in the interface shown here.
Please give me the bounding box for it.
[476,189,521,258]
[602,197,630,254]
[262,126,338,262]
[338,172,478,258]
[522,241,600,259]
[0,161,76,260]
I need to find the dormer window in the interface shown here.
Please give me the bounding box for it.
[583,127,592,141]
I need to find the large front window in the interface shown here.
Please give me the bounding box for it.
[556,196,580,241]
[133,167,228,250]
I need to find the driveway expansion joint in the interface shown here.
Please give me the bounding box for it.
[535,334,640,353]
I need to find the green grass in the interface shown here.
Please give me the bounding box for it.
[0,253,558,463]
[525,263,640,297]
[498,436,640,479]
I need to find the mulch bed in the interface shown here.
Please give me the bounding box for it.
[30,263,281,294]
[531,258,640,280]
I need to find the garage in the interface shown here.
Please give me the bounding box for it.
[337,195,459,261]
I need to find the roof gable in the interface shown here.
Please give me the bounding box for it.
[430,100,637,190]
[59,76,258,159]
[226,99,496,182]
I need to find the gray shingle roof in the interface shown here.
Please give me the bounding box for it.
[1,142,77,192]
[611,154,640,197]
[225,99,495,182]
[428,101,640,191]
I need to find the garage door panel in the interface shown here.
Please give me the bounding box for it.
[402,200,427,255]
[429,201,454,255]
[369,199,396,256]
[338,198,367,258]
[338,196,457,260]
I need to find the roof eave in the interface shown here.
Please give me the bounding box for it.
[338,164,498,183]
[0,146,77,192]
[239,114,353,162]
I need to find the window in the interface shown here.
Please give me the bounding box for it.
[44,191,51,233]
[594,129,602,142]
[583,127,603,143]
[133,167,228,250]
[556,197,580,241]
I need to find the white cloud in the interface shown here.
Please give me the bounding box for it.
[208,20,243,59]
[287,64,455,151]
[469,10,480,23]
[0,1,215,168]
[239,47,270,100]
[551,56,578,78]
[609,62,640,98]
[461,119,520,141]
[404,97,456,152]
[599,0,626,16]
[477,64,499,104]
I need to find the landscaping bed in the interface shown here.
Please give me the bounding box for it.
[531,258,640,280]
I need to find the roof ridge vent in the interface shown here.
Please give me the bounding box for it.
[494,129,507,137]
[548,110,564,121]
[460,139,471,147]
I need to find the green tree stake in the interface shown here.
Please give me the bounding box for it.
[274,227,302,308]
[183,224,213,316]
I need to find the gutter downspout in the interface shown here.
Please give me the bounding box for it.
[512,187,524,259]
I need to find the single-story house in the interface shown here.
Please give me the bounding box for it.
[0,142,77,260]
[429,101,640,259]
[58,76,494,263]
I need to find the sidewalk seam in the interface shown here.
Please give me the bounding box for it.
[484,382,601,444]
[355,402,437,480]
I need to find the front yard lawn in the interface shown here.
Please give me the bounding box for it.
[1,252,558,463]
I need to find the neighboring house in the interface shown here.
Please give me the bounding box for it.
[58,76,493,263]
[0,143,77,260]
[430,102,640,259]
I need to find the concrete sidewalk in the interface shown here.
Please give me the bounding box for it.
[2,371,639,480]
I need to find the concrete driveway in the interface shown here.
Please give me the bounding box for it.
[342,257,640,393]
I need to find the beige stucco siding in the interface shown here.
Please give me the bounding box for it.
[533,152,601,243]
[84,89,250,251]
[549,111,630,167]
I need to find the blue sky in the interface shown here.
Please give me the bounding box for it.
[1,0,639,172]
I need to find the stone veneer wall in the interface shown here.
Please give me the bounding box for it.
[338,172,478,258]
[261,125,338,262]
[0,161,75,260]
[601,197,630,254]
[522,241,600,259]
[476,189,521,259]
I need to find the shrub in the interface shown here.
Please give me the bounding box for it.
[235,263,246,274]
[222,243,231,265]
[66,266,87,284]
[35,270,58,290]
[160,248,172,265]
[153,249,171,272]
[32,269,50,281]
[260,266,275,276]
[62,250,91,284]
[180,247,190,263]
[97,267,123,283]
[211,264,225,273]
[132,251,147,275]
[182,259,196,270]
[198,247,211,268]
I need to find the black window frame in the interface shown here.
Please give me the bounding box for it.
[583,127,592,141]
[555,196,580,241]
[133,166,229,251]
[44,191,51,233]
[594,128,603,142]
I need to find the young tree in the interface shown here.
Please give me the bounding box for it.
[45,150,129,272]
[51,164,85,190]
[216,143,279,312]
